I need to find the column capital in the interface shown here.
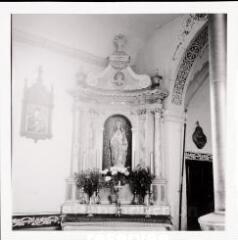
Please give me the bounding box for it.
[154,107,163,113]
[131,127,136,132]
[153,178,168,184]
[153,108,163,119]
[72,95,80,102]
[66,177,77,184]
[136,108,146,115]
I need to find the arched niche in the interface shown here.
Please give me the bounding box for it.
[102,114,132,170]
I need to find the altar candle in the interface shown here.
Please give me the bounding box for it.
[83,152,85,170]
[150,152,154,174]
[133,151,135,169]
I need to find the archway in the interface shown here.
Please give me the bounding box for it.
[102,114,132,169]
[171,24,208,107]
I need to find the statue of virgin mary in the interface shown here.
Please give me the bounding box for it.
[110,120,128,167]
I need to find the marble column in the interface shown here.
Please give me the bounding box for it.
[137,108,146,165]
[66,99,81,202]
[131,127,136,169]
[70,103,80,175]
[163,110,184,229]
[145,108,155,168]
[154,109,162,177]
[199,14,226,230]
[153,108,168,206]
[99,126,104,170]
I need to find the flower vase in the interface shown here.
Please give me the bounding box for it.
[131,191,139,205]
[109,188,117,204]
[114,181,122,205]
[138,194,146,205]
[145,190,151,218]
[149,185,154,205]
[87,195,94,217]
[79,187,87,204]
[144,191,150,206]
[94,189,101,204]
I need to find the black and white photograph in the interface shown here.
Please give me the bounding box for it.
[1,2,238,240]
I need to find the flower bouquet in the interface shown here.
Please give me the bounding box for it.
[75,168,102,203]
[101,166,130,187]
[129,164,155,205]
[101,166,130,204]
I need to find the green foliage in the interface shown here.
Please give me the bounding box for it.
[129,164,155,199]
[75,168,102,198]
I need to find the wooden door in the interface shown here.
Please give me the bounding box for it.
[186,159,214,230]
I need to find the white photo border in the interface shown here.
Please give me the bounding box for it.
[1,2,238,240]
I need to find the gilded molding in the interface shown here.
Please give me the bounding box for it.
[172,26,208,105]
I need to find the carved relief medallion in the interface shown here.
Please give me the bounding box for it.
[192,121,207,149]
[112,71,126,88]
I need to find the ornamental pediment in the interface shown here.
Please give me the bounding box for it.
[71,34,169,105]
[86,34,151,91]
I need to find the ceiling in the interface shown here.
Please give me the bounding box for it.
[12,14,182,62]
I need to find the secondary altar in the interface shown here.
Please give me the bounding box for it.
[61,34,171,230]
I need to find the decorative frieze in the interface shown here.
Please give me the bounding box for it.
[70,85,169,106]
[185,151,212,161]
[172,14,208,61]
[172,26,208,105]
[12,214,61,230]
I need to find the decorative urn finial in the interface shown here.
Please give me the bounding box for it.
[151,69,163,89]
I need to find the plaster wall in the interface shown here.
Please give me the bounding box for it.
[12,41,102,214]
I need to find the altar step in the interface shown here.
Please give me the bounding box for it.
[61,214,172,231]
[62,203,170,216]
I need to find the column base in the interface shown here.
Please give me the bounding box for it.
[65,177,78,201]
[198,211,225,231]
[152,178,168,206]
